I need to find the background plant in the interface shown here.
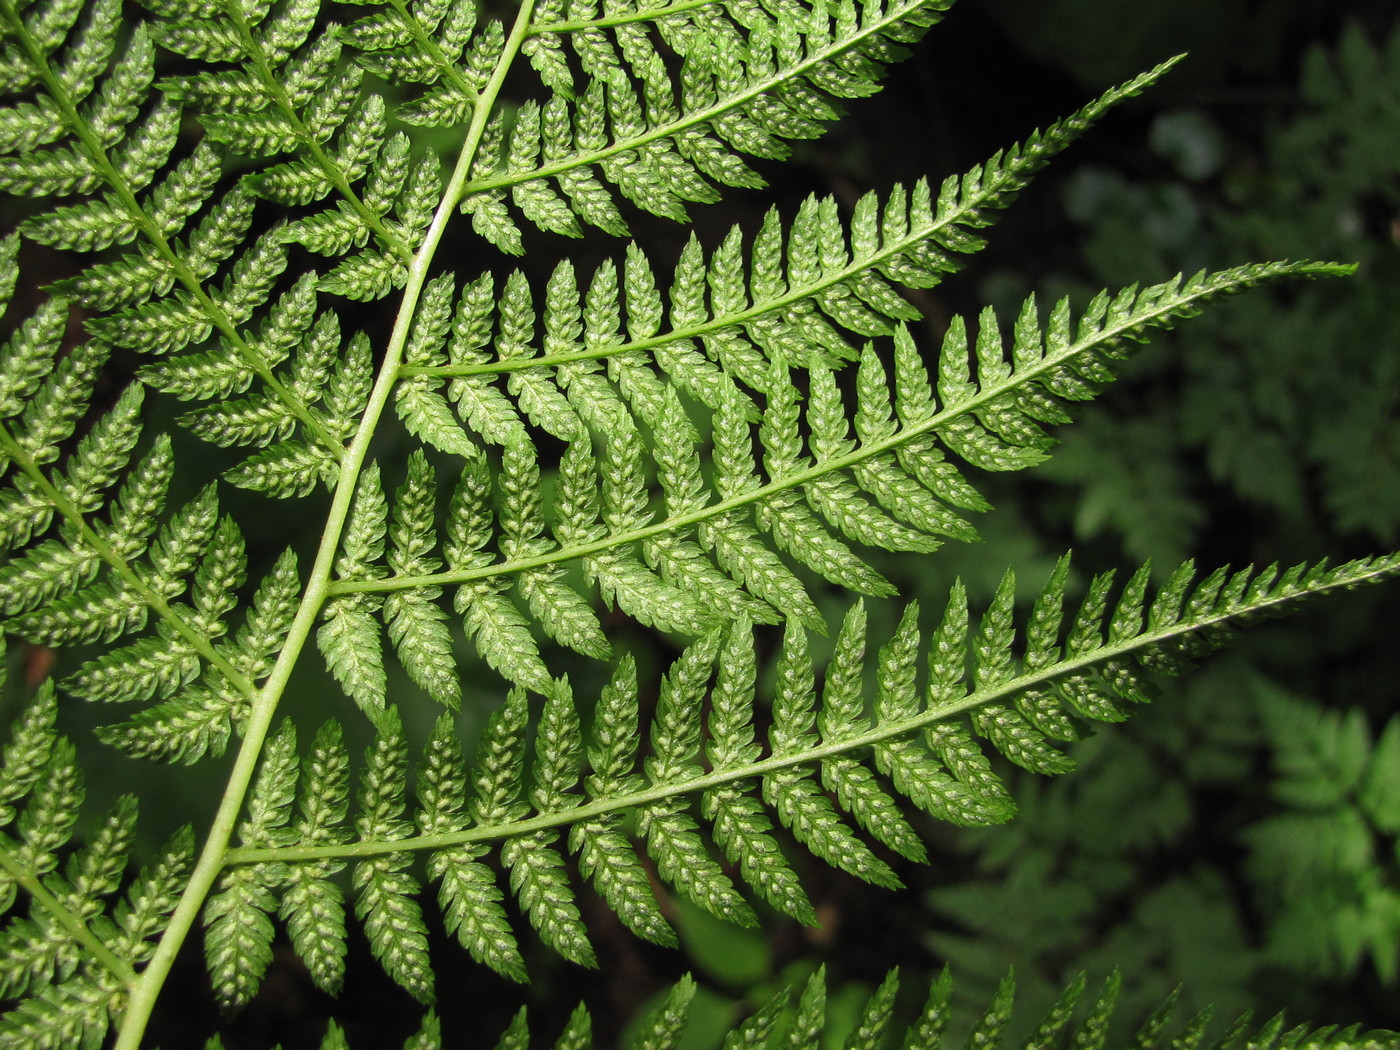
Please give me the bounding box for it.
[911,8,1400,1034]
[0,0,1397,1048]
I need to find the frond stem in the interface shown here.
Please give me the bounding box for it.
[528,0,713,35]
[111,0,540,1043]
[232,551,1400,865]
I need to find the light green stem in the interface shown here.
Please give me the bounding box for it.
[111,2,539,1044]
[527,0,711,34]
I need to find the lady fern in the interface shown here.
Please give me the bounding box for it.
[0,0,1396,1045]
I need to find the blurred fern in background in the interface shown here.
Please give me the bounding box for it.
[907,9,1400,1036]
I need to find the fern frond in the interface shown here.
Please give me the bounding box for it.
[219,551,1400,991]
[0,280,318,764]
[144,0,450,294]
[452,35,1176,252]
[279,719,352,995]
[0,383,211,644]
[336,260,1347,703]
[449,0,964,248]
[0,336,312,760]
[401,61,1191,441]
[1244,690,1400,983]
[0,671,191,1046]
[0,0,1393,1038]
[153,0,412,237]
[0,0,353,491]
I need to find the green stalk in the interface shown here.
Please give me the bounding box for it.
[110,2,539,1044]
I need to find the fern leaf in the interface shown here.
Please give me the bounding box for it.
[203,864,278,1009]
[572,816,676,947]
[640,802,757,928]
[0,683,163,1045]
[110,826,195,966]
[0,975,122,1050]
[354,853,434,1003]
[414,702,522,981]
[0,795,136,998]
[225,553,1400,976]
[352,709,434,1001]
[0,0,352,480]
[396,382,481,458]
[432,842,526,981]
[0,686,58,836]
[703,787,816,924]
[203,721,304,1007]
[571,666,674,935]
[455,0,964,244]
[501,831,596,967]
[0,360,290,746]
[382,234,1344,677]
[1,0,1397,1040]
[274,720,351,996]
[319,599,388,718]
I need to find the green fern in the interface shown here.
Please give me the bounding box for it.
[0,0,1396,1045]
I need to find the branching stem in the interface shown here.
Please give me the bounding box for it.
[528,0,712,34]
